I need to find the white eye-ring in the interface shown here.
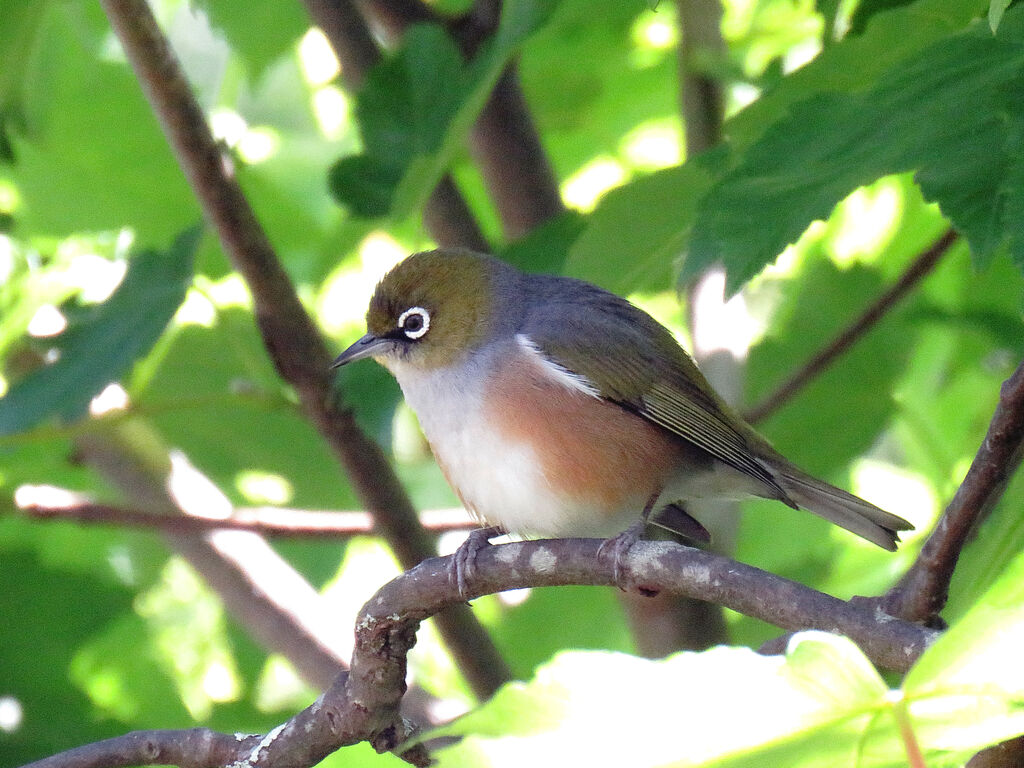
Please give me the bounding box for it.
[398,306,430,340]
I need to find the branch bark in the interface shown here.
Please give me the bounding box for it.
[22,729,265,768]
[880,357,1024,623]
[20,502,475,536]
[99,0,510,699]
[744,228,958,424]
[25,537,937,768]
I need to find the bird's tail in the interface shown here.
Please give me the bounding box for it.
[777,468,914,550]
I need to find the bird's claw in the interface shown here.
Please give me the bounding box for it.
[598,521,645,588]
[450,526,503,599]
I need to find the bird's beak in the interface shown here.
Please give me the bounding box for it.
[331,333,390,368]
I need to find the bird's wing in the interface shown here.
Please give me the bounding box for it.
[520,284,794,505]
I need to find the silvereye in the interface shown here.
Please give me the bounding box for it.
[333,249,912,564]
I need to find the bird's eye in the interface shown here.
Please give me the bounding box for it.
[397,306,430,340]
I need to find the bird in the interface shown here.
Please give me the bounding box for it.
[332,248,912,588]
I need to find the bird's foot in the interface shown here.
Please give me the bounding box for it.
[450,525,503,599]
[598,520,646,588]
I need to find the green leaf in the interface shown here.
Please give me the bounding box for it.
[70,614,191,725]
[487,587,633,679]
[902,547,1024,754]
[7,4,201,243]
[329,155,403,218]
[945,470,1024,622]
[193,0,308,79]
[989,0,1013,32]
[430,636,888,767]
[572,0,983,294]
[329,0,559,221]
[688,9,1024,292]
[0,550,131,764]
[746,257,908,477]
[566,161,714,293]
[136,308,364,511]
[432,625,1024,767]
[0,228,198,435]
[0,0,49,117]
[497,209,585,274]
[849,0,919,36]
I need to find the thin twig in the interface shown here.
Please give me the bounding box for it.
[73,424,353,692]
[744,228,959,424]
[20,502,475,536]
[24,537,937,768]
[99,0,510,699]
[880,358,1024,623]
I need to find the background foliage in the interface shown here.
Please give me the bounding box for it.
[1,0,1023,766]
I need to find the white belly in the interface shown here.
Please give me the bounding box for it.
[389,359,626,537]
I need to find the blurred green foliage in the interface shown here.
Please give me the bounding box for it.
[1,0,1022,765]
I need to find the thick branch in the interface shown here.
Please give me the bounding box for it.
[27,538,937,768]
[678,0,724,159]
[744,228,958,424]
[466,65,565,238]
[99,0,509,699]
[881,358,1024,622]
[21,502,474,536]
[968,736,1024,768]
[21,729,263,768]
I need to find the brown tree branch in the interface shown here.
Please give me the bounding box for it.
[880,357,1024,623]
[678,0,724,160]
[20,502,475,536]
[99,0,510,699]
[302,0,490,251]
[744,227,959,424]
[21,729,267,768]
[24,537,937,768]
[968,735,1024,768]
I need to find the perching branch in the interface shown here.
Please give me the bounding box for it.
[21,729,267,768]
[20,502,475,537]
[99,0,510,699]
[744,228,959,424]
[881,357,1024,623]
[24,537,938,768]
[968,735,1024,768]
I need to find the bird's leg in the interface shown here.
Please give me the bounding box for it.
[450,525,504,599]
[598,489,662,587]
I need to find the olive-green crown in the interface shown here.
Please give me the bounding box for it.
[367,249,496,368]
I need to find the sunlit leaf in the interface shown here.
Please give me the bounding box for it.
[194,0,308,78]
[989,0,1013,32]
[687,7,1022,291]
[0,228,198,435]
[7,5,200,243]
[328,0,559,221]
